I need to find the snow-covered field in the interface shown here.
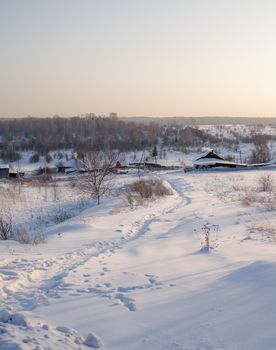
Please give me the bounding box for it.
[1,168,276,349]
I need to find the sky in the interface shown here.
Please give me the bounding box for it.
[1,0,276,118]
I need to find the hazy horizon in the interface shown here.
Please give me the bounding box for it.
[1,0,276,118]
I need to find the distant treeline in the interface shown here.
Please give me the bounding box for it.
[120,116,276,126]
[0,115,275,163]
[0,115,219,162]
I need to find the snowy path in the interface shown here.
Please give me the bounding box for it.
[1,171,276,349]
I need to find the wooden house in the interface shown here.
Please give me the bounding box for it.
[193,150,246,169]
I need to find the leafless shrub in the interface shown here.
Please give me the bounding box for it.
[12,225,30,244]
[51,207,72,223]
[30,205,75,228]
[3,222,47,245]
[124,191,136,208]
[246,222,276,241]
[129,178,172,198]
[239,189,276,210]
[13,225,47,245]
[258,173,274,192]
[216,190,232,203]
[129,179,152,199]
[125,178,173,207]
[240,191,258,206]
[249,137,271,164]
[0,207,13,240]
[32,230,47,245]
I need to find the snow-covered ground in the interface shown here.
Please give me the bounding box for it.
[1,168,276,349]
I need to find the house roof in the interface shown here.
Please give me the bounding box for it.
[194,149,224,163]
[193,158,246,167]
[248,158,276,167]
[193,150,248,167]
[56,159,84,169]
[0,164,9,169]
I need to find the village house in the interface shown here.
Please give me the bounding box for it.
[193,150,246,169]
[56,159,85,174]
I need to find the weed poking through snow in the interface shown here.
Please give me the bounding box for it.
[194,223,220,252]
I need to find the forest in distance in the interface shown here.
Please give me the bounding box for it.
[0,114,275,165]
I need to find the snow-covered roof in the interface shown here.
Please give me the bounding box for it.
[193,149,224,163]
[57,159,83,169]
[65,167,77,174]
[193,158,246,167]
[0,164,9,169]
[195,149,214,159]
[248,159,276,167]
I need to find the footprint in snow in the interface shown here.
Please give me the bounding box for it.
[115,293,136,311]
[148,277,157,284]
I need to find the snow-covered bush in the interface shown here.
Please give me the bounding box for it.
[12,225,47,245]
[51,207,73,224]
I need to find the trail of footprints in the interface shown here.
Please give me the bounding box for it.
[50,250,166,312]
[1,180,186,315]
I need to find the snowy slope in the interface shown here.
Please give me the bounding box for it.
[1,170,276,349]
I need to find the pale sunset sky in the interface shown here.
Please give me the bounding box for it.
[1,0,276,117]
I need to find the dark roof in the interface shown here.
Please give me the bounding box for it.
[195,150,224,162]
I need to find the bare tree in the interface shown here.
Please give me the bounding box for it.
[77,150,120,205]
[250,137,271,164]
